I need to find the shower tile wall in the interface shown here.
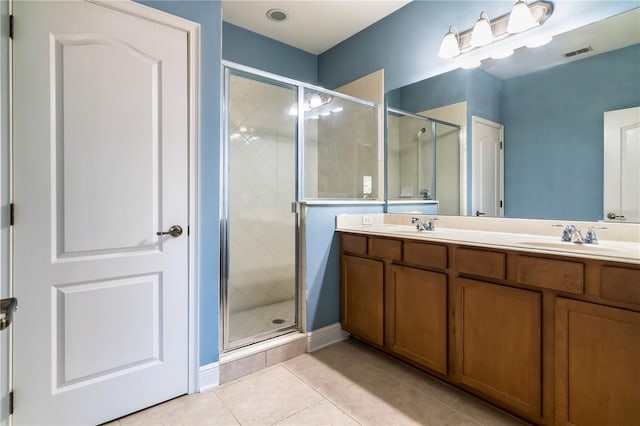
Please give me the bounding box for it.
[228,76,296,316]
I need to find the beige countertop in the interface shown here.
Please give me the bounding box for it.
[336,214,640,264]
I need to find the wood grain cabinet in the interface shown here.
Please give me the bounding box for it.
[340,254,384,346]
[387,265,447,374]
[555,298,640,426]
[339,231,640,425]
[453,278,542,418]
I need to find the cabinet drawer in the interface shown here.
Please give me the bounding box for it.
[456,247,505,280]
[516,255,583,294]
[341,234,367,255]
[404,241,447,269]
[601,266,640,306]
[369,237,402,260]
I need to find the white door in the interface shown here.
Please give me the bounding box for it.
[604,107,640,223]
[472,116,504,217]
[13,1,190,424]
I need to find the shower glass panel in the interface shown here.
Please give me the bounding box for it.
[435,122,461,215]
[387,108,461,212]
[387,109,435,200]
[303,89,379,199]
[224,70,298,349]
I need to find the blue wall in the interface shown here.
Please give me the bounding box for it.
[222,22,318,84]
[305,205,384,330]
[139,0,222,366]
[503,44,640,220]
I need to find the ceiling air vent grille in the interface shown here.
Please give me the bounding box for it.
[563,46,594,58]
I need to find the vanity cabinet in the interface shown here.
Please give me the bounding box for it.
[340,254,384,346]
[387,265,447,374]
[555,298,640,426]
[453,278,541,418]
[339,231,640,425]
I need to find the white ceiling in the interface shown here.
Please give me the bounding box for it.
[221,0,411,55]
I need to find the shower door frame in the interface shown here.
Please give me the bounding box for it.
[386,108,462,204]
[220,63,304,351]
[221,62,382,352]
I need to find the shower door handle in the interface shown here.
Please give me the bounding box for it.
[157,225,183,237]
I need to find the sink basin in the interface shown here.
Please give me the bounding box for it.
[518,241,604,250]
[516,240,637,256]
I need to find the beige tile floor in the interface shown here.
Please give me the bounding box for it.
[108,339,528,426]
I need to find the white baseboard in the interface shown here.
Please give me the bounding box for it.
[307,323,349,352]
[198,362,220,392]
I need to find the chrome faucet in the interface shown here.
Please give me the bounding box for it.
[411,217,436,231]
[583,226,607,244]
[554,224,584,244]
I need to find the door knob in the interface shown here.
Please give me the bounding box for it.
[475,210,486,216]
[157,225,183,237]
[0,297,17,331]
[606,212,625,220]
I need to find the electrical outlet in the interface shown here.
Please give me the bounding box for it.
[362,216,373,225]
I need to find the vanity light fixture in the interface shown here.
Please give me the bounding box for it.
[470,12,494,47]
[507,0,538,33]
[438,1,553,59]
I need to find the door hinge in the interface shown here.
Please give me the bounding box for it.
[499,200,503,208]
[9,390,13,415]
[9,15,13,39]
[9,203,14,226]
[499,141,503,149]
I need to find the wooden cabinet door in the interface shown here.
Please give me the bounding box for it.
[387,266,447,374]
[454,278,541,418]
[556,298,640,426]
[341,255,384,346]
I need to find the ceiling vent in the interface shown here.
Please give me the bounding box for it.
[563,46,594,58]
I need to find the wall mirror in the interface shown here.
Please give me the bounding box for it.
[386,7,640,223]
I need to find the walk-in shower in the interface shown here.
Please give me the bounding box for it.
[387,108,461,215]
[221,63,380,351]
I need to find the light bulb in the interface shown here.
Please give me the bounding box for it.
[507,0,537,33]
[309,94,323,108]
[470,12,494,47]
[438,26,460,58]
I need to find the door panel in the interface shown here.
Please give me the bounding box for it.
[13,2,190,424]
[224,71,299,348]
[454,278,541,418]
[604,107,640,222]
[472,117,503,217]
[56,35,161,255]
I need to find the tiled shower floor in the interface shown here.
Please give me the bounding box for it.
[229,299,295,342]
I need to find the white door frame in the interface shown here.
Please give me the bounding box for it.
[7,0,202,397]
[471,115,504,217]
[0,1,12,424]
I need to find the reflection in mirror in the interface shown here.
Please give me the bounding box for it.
[387,108,461,215]
[387,8,640,222]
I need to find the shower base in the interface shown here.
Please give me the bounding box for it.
[229,299,295,342]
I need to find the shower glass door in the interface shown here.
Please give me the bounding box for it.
[223,68,299,349]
